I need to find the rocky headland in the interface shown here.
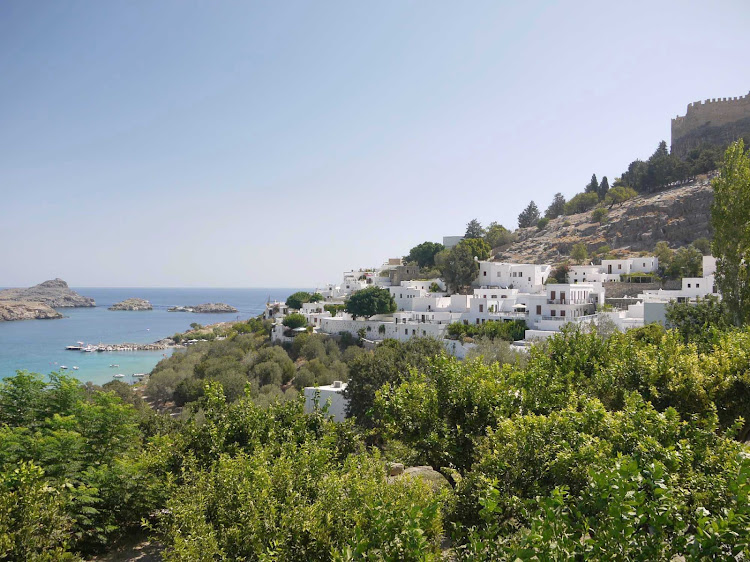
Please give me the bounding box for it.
[109,298,153,311]
[0,301,63,321]
[0,278,95,308]
[494,176,714,264]
[167,303,238,313]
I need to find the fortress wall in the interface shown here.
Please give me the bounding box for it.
[671,91,750,156]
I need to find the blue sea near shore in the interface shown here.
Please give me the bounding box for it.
[0,288,302,386]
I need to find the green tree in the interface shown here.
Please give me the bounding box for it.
[591,207,607,224]
[598,176,610,200]
[544,193,566,219]
[664,245,703,279]
[518,201,540,228]
[464,219,485,239]
[404,241,444,268]
[285,291,315,310]
[537,217,550,230]
[570,243,588,264]
[484,222,516,248]
[712,139,750,326]
[436,244,480,294]
[585,173,599,195]
[345,287,397,319]
[604,185,637,207]
[665,295,729,352]
[564,192,599,215]
[458,238,491,260]
[282,313,307,329]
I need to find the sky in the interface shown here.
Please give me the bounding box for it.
[1,1,748,288]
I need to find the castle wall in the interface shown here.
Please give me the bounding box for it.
[671,91,750,157]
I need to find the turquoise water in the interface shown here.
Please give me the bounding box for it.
[0,288,301,386]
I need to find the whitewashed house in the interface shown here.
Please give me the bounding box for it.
[304,381,349,422]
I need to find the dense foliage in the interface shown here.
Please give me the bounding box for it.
[404,241,445,268]
[446,319,527,342]
[517,201,540,229]
[286,291,323,310]
[5,309,750,559]
[436,244,480,294]
[345,286,397,319]
[712,139,750,326]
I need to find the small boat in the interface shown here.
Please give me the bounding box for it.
[72,366,79,370]
[82,346,95,353]
[131,373,146,378]
[66,345,82,351]
[114,374,125,378]
[60,366,68,370]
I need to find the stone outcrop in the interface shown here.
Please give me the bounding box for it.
[0,301,63,321]
[0,279,95,308]
[495,176,714,265]
[109,298,153,311]
[167,303,238,313]
[387,465,451,493]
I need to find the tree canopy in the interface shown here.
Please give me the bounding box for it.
[711,139,750,325]
[464,219,485,239]
[345,286,397,319]
[545,193,566,219]
[457,237,491,260]
[404,241,444,268]
[484,222,516,248]
[436,244,480,294]
[285,291,323,310]
[518,201,540,228]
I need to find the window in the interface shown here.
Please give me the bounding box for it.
[536,305,542,315]
[476,319,480,325]
[551,291,556,300]
[483,271,487,276]
[551,310,556,317]
[479,304,484,313]
[618,264,622,270]
[561,310,566,317]
[696,283,700,288]
[687,283,691,288]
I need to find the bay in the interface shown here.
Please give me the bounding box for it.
[0,287,301,386]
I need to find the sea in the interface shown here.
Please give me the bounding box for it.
[0,288,302,386]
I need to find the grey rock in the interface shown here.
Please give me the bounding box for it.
[109,298,153,311]
[167,303,238,313]
[0,279,95,308]
[0,301,63,321]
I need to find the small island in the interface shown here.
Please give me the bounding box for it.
[109,298,153,311]
[0,301,63,321]
[167,302,238,313]
[0,278,95,308]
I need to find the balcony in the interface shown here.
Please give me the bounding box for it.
[546,299,589,305]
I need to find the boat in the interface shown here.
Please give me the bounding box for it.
[65,345,82,351]
[60,366,68,370]
[72,366,79,370]
[82,345,95,353]
[131,373,147,379]
[114,374,125,378]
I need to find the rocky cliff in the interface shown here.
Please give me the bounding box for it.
[167,303,238,313]
[0,279,95,308]
[0,301,63,321]
[495,176,714,264]
[109,298,153,311]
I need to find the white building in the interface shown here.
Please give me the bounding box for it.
[476,262,552,293]
[601,256,659,281]
[304,381,349,422]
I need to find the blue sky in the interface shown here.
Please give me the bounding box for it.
[1,1,748,287]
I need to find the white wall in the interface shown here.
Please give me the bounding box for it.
[304,383,349,422]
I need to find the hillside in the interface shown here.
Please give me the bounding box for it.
[495,175,714,264]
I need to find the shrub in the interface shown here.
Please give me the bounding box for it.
[282,313,307,329]
[536,217,550,230]
[591,207,608,223]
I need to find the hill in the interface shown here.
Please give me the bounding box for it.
[495,175,714,264]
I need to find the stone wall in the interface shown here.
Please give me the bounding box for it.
[671,92,750,158]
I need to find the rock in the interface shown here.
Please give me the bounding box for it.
[167,303,238,313]
[109,298,153,311]
[0,301,63,321]
[494,177,715,265]
[389,466,451,493]
[0,278,95,308]
[388,462,405,477]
